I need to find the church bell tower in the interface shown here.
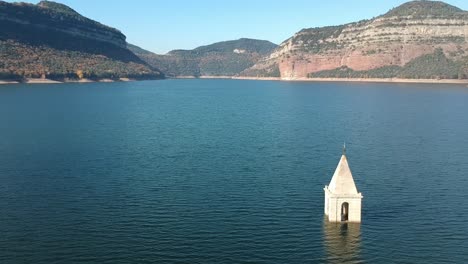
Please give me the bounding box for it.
[324,145,363,223]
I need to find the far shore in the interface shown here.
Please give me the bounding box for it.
[173,76,468,85]
[2,76,468,86]
[0,77,137,85]
[235,76,468,85]
[172,76,235,79]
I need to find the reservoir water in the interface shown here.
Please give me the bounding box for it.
[0,79,467,263]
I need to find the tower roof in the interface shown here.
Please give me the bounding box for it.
[328,154,359,195]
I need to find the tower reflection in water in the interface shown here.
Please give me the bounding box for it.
[323,218,363,264]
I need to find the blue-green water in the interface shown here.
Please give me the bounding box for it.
[0,79,467,263]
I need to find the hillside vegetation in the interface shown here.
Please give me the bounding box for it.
[242,0,468,80]
[309,49,466,79]
[130,39,277,77]
[0,1,163,81]
[382,0,466,18]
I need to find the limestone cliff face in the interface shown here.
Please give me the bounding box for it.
[242,1,468,79]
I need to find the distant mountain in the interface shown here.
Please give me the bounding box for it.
[0,1,163,81]
[129,39,278,77]
[242,0,468,80]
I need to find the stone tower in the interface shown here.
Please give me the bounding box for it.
[324,146,363,223]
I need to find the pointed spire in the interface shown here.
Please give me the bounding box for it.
[328,145,359,195]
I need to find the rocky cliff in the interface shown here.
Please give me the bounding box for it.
[0,1,163,81]
[242,1,468,79]
[130,39,277,77]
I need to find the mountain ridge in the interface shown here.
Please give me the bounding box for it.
[130,38,278,77]
[242,0,468,80]
[381,0,465,18]
[1,0,467,82]
[0,0,163,81]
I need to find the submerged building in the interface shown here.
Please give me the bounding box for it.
[324,147,363,223]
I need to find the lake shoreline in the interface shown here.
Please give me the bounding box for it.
[172,76,468,85]
[230,76,468,85]
[0,78,138,85]
[3,76,468,85]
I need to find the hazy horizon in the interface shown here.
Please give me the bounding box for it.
[3,0,468,54]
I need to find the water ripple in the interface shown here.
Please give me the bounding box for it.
[1,80,468,263]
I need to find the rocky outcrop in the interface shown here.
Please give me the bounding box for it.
[242,1,468,79]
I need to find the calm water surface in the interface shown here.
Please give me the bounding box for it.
[0,79,467,263]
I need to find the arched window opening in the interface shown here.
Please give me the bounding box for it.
[341,202,349,222]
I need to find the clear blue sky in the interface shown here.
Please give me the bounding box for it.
[5,0,468,54]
